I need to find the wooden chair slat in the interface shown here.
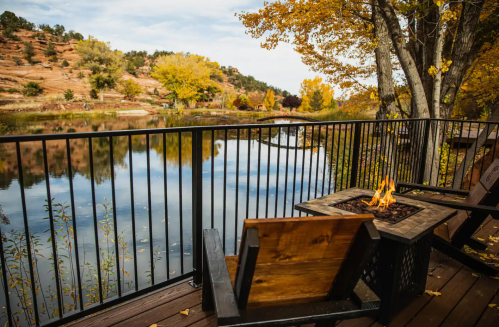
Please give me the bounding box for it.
[237,215,374,307]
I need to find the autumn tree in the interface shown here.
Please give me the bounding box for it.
[239,0,499,185]
[75,36,124,101]
[263,88,275,111]
[152,53,222,107]
[220,86,237,110]
[118,79,142,101]
[282,95,302,111]
[298,76,334,112]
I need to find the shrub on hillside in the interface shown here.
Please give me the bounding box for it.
[89,89,98,99]
[63,89,74,101]
[7,88,19,93]
[78,71,84,79]
[13,56,22,66]
[22,82,43,97]
[45,42,56,57]
[49,55,58,62]
[62,59,69,67]
[2,28,21,41]
[154,87,159,96]
[22,42,35,63]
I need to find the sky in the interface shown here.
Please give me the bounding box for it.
[1,0,336,95]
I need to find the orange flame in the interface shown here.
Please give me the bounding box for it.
[364,175,397,209]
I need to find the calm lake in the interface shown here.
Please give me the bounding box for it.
[0,113,350,325]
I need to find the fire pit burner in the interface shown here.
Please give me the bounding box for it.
[332,195,423,224]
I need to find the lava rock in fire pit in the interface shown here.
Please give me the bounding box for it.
[332,196,422,224]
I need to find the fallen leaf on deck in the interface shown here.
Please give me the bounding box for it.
[488,304,497,308]
[472,273,480,277]
[180,309,190,316]
[437,276,441,279]
[425,290,442,296]
[477,238,485,241]
[492,276,499,280]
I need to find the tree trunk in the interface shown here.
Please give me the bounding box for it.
[425,10,445,186]
[377,0,430,119]
[100,89,104,102]
[373,3,397,117]
[451,106,499,189]
[440,0,485,118]
[431,8,444,119]
[373,1,399,181]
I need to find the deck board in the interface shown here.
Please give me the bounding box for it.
[68,193,499,327]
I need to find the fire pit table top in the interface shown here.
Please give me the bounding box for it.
[295,187,458,244]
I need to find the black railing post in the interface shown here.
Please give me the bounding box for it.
[349,122,362,188]
[191,130,203,286]
[417,119,432,184]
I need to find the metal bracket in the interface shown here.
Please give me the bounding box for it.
[189,280,202,288]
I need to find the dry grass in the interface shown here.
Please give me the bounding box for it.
[0,99,43,111]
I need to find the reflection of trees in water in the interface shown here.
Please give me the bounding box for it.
[0,129,221,189]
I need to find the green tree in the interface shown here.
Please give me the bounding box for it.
[89,74,116,101]
[75,36,124,101]
[13,56,22,66]
[22,82,43,97]
[53,24,65,36]
[273,100,280,111]
[309,89,324,111]
[0,11,19,29]
[49,55,58,62]
[45,42,56,57]
[63,89,74,100]
[62,59,69,67]
[154,87,159,96]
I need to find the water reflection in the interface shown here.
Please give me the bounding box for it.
[0,114,353,326]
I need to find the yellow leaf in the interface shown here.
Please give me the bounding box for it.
[425,290,442,296]
[149,324,158,327]
[472,273,480,277]
[180,309,190,316]
[489,304,497,308]
[139,249,145,253]
[477,238,485,241]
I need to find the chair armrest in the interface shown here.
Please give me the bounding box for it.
[396,182,470,196]
[352,279,380,310]
[395,194,499,219]
[203,229,240,325]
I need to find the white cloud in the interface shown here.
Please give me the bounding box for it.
[1,0,341,94]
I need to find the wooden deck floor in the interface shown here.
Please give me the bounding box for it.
[69,194,499,327]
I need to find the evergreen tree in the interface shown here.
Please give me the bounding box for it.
[63,89,74,100]
[310,90,324,111]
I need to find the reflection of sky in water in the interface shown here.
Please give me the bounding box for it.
[0,125,341,325]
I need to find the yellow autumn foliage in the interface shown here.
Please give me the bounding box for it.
[297,76,334,112]
[263,89,275,111]
[152,53,222,102]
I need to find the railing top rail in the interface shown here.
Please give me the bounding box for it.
[0,118,429,143]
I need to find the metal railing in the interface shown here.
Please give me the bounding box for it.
[0,118,497,326]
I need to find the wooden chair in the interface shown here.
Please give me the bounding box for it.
[202,215,381,327]
[396,158,499,276]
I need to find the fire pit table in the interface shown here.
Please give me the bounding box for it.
[295,187,457,324]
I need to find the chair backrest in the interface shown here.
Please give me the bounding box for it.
[448,158,499,238]
[233,214,378,308]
